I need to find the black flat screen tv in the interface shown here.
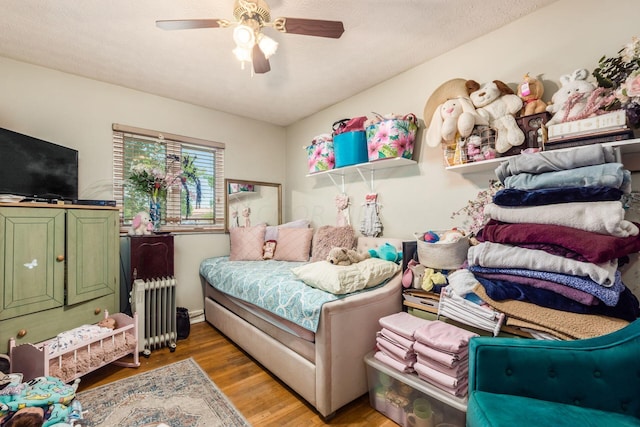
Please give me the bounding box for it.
[0,127,79,201]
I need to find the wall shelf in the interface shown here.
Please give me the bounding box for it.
[445,137,640,174]
[306,157,416,192]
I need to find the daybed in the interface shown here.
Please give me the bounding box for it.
[200,235,403,418]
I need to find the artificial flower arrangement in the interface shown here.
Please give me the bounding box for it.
[451,180,504,237]
[593,36,640,127]
[128,162,183,203]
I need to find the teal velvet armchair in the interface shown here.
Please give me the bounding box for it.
[466,320,640,427]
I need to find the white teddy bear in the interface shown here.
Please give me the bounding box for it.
[466,80,525,154]
[545,68,596,126]
[425,97,479,147]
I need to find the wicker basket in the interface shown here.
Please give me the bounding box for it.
[415,231,469,270]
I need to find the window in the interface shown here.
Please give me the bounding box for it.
[113,124,225,232]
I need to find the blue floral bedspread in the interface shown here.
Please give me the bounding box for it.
[199,257,341,332]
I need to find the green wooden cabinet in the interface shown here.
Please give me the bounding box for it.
[0,205,119,354]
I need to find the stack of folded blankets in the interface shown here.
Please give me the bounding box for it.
[466,144,640,340]
[374,311,430,373]
[413,320,477,397]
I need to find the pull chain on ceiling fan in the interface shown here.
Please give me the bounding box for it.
[156,0,345,74]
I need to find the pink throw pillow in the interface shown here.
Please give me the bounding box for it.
[229,225,266,261]
[273,227,314,262]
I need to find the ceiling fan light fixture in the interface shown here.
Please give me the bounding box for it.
[233,45,253,68]
[258,34,278,59]
[233,24,255,49]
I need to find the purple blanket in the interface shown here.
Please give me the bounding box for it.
[477,220,640,264]
[472,271,598,305]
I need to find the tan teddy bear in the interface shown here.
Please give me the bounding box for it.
[517,73,548,117]
[326,247,370,266]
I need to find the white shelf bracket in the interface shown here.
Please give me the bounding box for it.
[326,173,345,193]
[355,167,375,192]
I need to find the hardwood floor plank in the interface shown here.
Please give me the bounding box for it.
[78,321,395,426]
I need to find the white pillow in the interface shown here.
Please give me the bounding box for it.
[291,258,400,295]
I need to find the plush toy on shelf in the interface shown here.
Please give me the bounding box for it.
[326,247,370,266]
[425,97,478,148]
[466,79,525,154]
[368,242,402,264]
[128,211,153,235]
[545,68,615,126]
[517,73,548,116]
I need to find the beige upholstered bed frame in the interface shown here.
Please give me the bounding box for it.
[201,236,403,418]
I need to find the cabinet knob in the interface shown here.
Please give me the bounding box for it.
[17,329,27,338]
[94,308,101,315]
[56,255,65,262]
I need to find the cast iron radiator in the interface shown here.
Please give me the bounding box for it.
[131,277,177,356]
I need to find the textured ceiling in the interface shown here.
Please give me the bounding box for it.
[0,0,558,126]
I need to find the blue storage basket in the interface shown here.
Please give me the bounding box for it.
[334,131,368,168]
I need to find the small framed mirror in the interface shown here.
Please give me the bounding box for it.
[224,179,282,232]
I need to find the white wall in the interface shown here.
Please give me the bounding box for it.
[285,0,640,239]
[0,57,286,315]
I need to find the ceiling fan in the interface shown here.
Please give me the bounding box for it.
[156,0,345,74]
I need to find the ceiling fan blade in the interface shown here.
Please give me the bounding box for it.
[156,19,224,31]
[252,44,271,74]
[275,17,344,39]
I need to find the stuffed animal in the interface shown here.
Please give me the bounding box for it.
[440,228,466,243]
[546,69,595,126]
[545,68,614,126]
[263,240,277,260]
[422,267,447,291]
[326,247,370,266]
[517,73,548,117]
[368,243,402,264]
[128,211,153,235]
[425,97,477,148]
[466,80,525,154]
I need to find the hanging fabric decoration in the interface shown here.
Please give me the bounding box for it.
[231,208,239,227]
[335,193,351,227]
[242,207,251,227]
[360,193,383,237]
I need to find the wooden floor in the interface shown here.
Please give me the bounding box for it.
[78,321,398,426]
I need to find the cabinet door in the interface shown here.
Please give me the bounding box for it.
[66,209,118,305]
[129,235,174,281]
[0,207,65,320]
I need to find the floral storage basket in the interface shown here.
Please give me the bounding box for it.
[306,134,335,174]
[415,231,470,270]
[365,113,418,161]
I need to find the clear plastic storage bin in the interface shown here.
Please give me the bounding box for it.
[365,352,466,427]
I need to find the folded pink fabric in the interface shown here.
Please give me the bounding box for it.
[417,355,468,378]
[414,362,465,389]
[376,336,415,361]
[417,372,468,397]
[379,327,415,349]
[414,320,478,353]
[374,350,415,374]
[413,341,468,368]
[379,312,430,340]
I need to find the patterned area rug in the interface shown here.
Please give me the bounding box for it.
[76,358,250,427]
